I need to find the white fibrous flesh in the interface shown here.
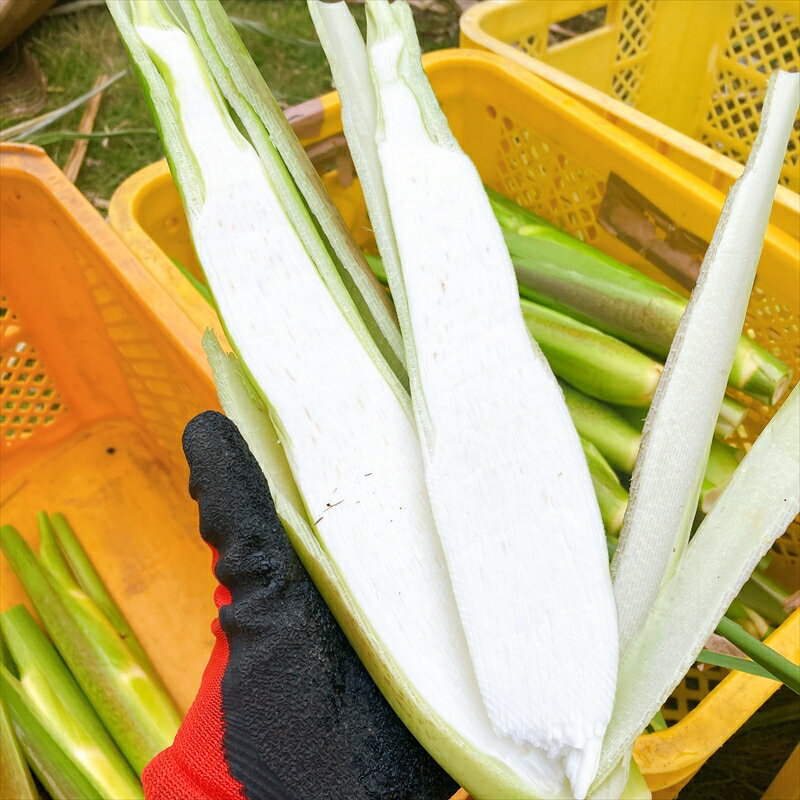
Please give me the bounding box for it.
[369,25,618,798]
[136,20,578,799]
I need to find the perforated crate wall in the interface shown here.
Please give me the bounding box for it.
[1,296,67,450]
[610,0,656,106]
[79,266,202,473]
[698,0,800,191]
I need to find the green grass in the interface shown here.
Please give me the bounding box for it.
[6,0,459,208]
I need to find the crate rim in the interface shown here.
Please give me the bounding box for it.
[459,1,800,234]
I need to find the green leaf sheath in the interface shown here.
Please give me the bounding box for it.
[1,665,104,800]
[498,223,791,406]
[520,300,662,407]
[580,439,628,536]
[47,512,166,687]
[1,693,38,800]
[1,606,142,799]
[561,383,641,474]
[36,512,77,591]
[695,650,781,682]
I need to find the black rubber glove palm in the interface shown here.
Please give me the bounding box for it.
[143,411,457,800]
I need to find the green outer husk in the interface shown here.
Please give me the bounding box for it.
[0,525,180,775]
[1,665,103,800]
[1,606,142,799]
[46,512,165,689]
[581,438,628,536]
[1,693,38,800]
[500,227,792,406]
[715,616,799,693]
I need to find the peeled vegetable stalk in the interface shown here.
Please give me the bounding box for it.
[0,605,142,799]
[0,523,180,775]
[111,1,605,796]
[490,194,792,406]
[314,2,618,796]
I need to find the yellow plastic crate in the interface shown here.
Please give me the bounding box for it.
[108,49,799,798]
[460,0,800,239]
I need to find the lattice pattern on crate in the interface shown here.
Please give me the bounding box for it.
[728,283,800,570]
[510,28,546,59]
[699,0,799,191]
[81,268,198,467]
[610,0,655,106]
[663,667,726,725]
[489,106,606,245]
[0,296,66,448]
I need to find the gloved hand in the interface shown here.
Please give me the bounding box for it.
[143,411,457,800]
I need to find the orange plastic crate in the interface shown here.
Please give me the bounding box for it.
[0,144,219,713]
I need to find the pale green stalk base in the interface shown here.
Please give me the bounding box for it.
[0,525,180,775]
[1,695,38,800]
[1,605,142,799]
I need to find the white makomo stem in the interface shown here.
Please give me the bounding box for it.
[318,2,619,795]
[127,4,573,796]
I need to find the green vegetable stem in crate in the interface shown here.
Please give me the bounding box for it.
[1,604,142,799]
[489,190,793,407]
[0,515,181,778]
